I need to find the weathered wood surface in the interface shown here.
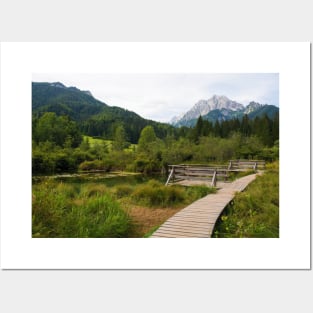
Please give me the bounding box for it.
[166,164,230,187]
[151,173,258,238]
[228,160,265,170]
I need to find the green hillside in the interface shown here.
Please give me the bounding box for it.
[32,82,174,143]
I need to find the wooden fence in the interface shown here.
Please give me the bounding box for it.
[228,159,265,171]
[165,160,265,187]
[165,164,229,187]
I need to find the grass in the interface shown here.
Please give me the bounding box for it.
[33,161,278,238]
[213,161,279,238]
[83,135,112,149]
[32,180,132,238]
[131,179,215,208]
[83,135,137,152]
[143,225,160,238]
[32,177,214,238]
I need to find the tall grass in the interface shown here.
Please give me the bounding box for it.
[33,177,217,238]
[213,162,279,238]
[60,195,131,237]
[32,180,131,238]
[131,180,215,207]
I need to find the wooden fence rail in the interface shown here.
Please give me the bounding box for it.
[228,159,265,171]
[165,160,265,187]
[165,165,229,187]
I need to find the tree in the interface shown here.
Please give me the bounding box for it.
[138,126,157,152]
[272,112,279,143]
[112,125,127,151]
[213,120,221,137]
[33,112,82,148]
[191,115,204,143]
[258,114,273,146]
[240,114,251,137]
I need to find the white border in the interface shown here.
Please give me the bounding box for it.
[0,42,310,269]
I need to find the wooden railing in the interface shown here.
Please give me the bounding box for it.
[165,160,265,187]
[228,159,265,171]
[165,164,229,187]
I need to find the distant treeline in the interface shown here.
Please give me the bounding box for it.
[32,112,279,174]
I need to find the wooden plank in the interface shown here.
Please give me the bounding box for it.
[166,216,211,223]
[167,214,213,220]
[154,226,209,235]
[151,233,204,238]
[178,209,223,214]
[151,172,259,238]
[153,229,208,237]
[153,229,209,237]
[155,224,210,232]
[163,221,215,228]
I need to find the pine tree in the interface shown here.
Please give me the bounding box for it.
[192,115,204,143]
[272,112,279,143]
[214,120,221,137]
[240,114,251,137]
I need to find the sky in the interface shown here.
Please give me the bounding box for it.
[32,73,279,123]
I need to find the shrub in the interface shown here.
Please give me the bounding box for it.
[55,153,76,172]
[164,186,185,204]
[131,180,185,207]
[132,159,161,174]
[185,185,216,200]
[78,160,105,171]
[114,184,134,198]
[80,184,108,198]
[147,179,162,188]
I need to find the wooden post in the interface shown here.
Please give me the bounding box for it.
[165,167,174,186]
[228,161,232,170]
[211,170,217,187]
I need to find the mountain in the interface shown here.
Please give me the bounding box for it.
[172,95,244,127]
[246,104,279,120]
[32,82,173,143]
[171,96,279,127]
[32,82,108,121]
[244,101,263,114]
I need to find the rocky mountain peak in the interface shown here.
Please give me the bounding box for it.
[172,95,244,126]
[244,101,264,114]
[50,82,66,88]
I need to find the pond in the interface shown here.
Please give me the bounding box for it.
[32,171,167,187]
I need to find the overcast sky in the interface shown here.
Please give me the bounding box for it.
[32,73,279,123]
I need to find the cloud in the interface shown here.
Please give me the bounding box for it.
[32,73,279,123]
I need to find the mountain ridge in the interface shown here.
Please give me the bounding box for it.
[171,95,278,127]
[32,82,173,143]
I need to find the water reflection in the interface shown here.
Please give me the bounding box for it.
[32,171,165,186]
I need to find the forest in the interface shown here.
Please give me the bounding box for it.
[32,111,279,175]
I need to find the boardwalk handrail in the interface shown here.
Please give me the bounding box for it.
[165,164,228,187]
[165,160,265,186]
[165,167,174,186]
[228,159,265,171]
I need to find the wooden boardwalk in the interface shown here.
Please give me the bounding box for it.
[150,173,259,238]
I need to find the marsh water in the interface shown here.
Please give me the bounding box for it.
[32,171,166,187]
